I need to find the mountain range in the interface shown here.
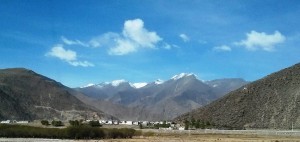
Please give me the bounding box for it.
[0,68,248,122]
[175,63,300,129]
[2,63,300,130]
[76,73,248,120]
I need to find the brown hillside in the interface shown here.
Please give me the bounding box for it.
[175,63,300,129]
[0,68,105,121]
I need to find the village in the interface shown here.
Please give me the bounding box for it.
[97,119,185,130]
[0,119,185,130]
[0,120,29,124]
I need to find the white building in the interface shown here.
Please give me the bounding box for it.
[99,120,106,124]
[159,127,172,130]
[0,120,11,124]
[106,120,113,125]
[16,121,29,124]
[112,121,119,125]
[121,121,133,125]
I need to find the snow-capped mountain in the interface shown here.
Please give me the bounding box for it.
[131,82,148,88]
[81,80,148,89]
[75,73,248,120]
[80,83,95,88]
[171,73,196,80]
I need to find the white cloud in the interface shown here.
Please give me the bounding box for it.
[161,43,181,50]
[56,19,166,56]
[47,44,77,61]
[69,61,94,67]
[213,45,232,52]
[89,32,119,48]
[162,43,172,50]
[108,39,137,55]
[122,19,162,47]
[108,19,162,55]
[46,44,94,67]
[61,36,89,47]
[179,34,190,42]
[172,44,180,48]
[235,31,286,51]
[87,19,163,55]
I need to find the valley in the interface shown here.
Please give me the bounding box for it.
[1,63,300,133]
[2,1,300,141]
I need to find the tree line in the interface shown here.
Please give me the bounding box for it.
[0,124,135,139]
[184,118,214,130]
[41,120,101,127]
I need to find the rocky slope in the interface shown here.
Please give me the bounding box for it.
[175,63,300,129]
[0,68,106,121]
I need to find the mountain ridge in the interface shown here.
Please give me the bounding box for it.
[175,63,300,129]
[0,68,108,121]
[76,73,248,121]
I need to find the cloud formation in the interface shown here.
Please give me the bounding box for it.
[61,36,89,47]
[46,44,94,67]
[108,39,137,55]
[46,19,166,66]
[47,44,77,61]
[89,32,119,48]
[213,45,232,52]
[179,34,190,42]
[236,31,285,51]
[68,61,95,67]
[87,19,163,55]
[58,19,165,55]
[162,43,172,50]
[123,19,162,48]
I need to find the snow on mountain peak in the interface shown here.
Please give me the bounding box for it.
[80,83,95,88]
[155,79,164,84]
[171,73,196,80]
[111,79,127,87]
[94,82,110,88]
[131,82,148,88]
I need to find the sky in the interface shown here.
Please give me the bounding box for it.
[1,0,300,87]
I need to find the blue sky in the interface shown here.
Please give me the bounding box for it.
[1,0,300,87]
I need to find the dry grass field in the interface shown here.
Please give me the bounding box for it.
[1,133,300,142]
[111,134,300,142]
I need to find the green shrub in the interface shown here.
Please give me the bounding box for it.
[0,124,135,139]
[88,120,102,127]
[41,120,50,126]
[51,120,64,127]
[69,120,81,126]
[65,126,104,139]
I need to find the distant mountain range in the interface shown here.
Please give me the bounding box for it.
[76,73,248,120]
[0,68,249,122]
[175,63,300,129]
[0,68,108,121]
[3,64,300,130]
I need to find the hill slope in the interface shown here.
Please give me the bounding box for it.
[0,68,105,121]
[175,63,300,129]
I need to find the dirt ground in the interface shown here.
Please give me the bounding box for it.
[101,134,300,142]
[1,134,300,142]
[133,135,300,142]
